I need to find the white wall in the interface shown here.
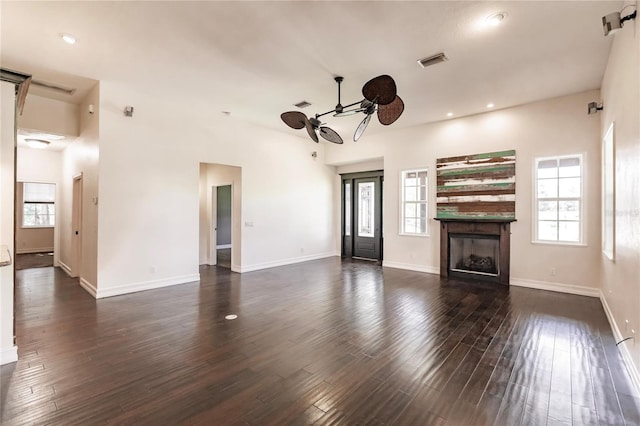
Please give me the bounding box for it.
[96,81,336,296]
[326,90,602,290]
[59,83,99,293]
[19,94,79,137]
[16,148,63,263]
[0,80,17,364]
[600,14,640,379]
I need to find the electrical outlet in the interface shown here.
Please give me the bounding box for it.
[300,248,304,253]
[150,266,156,273]
[551,267,557,276]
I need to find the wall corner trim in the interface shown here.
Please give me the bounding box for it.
[95,274,201,299]
[510,277,600,298]
[79,278,97,298]
[58,261,72,277]
[382,261,440,275]
[0,345,18,365]
[600,290,640,394]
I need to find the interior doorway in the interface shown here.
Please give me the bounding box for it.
[14,181,56,270]
[341,171,383,262]
[214,185,232,269]
[199,163,241,272]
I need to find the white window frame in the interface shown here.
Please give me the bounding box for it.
[22,182,56,229]
[400,168,429,237]
[532,153,586,246]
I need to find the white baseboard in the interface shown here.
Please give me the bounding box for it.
[600,290,640,394]
[0,345,18,365]
[382,261,439,275]
[79,277,97,298]
[58,260,72,277]
[216,244,232,249]
[96,273,200,299]
[239,252,338,273]
[16,247,53,254]
[510,277,600,298]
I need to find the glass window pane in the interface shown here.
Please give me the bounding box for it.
[559,157,581,177]
[418,185,427,202]
[559,221,580,242]
[404,171,417,186]
[358,182,374,237]
[538,201,557,221]
[537,160,558,178]
[419,217,427,234]
[538,221,558,241]
[558,178,580,198]
[405,203,416,218]
[345,183,351,236]
[418,171,428,185]
[404,218,416,234]
[537,179,558,198]
[559,201,579,221]
[405,186,417,201]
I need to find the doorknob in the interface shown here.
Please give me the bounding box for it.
[75,231,79,235]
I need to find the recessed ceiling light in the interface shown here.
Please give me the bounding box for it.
[486,103,495,108]
[25,139,50,149]
[61,33,77,45]
[486,12,506,27]
[447,112,454,117]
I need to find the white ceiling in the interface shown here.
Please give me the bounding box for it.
[0,1,619,141]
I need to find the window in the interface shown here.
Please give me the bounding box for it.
[401,169,428,235]
[23,182,55,227]
[534,155,583,244]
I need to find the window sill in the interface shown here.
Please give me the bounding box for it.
[399,232,430,238]
[531,240,586,248]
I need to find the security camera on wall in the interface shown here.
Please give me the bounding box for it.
[602,8,637,36]
[587,102,603,115]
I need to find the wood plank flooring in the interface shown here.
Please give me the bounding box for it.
[1,258,639,425]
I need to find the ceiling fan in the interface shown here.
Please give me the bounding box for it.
[280,74,404,143]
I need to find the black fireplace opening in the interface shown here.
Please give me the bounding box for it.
[449,233,500,278]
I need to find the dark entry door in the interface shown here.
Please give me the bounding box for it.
[342,172,383,261]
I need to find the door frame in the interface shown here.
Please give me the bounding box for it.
[209,183,233,266]
[340,170,384,261]
[71,173,83,278]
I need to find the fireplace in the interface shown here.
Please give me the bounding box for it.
[436,219,514,285]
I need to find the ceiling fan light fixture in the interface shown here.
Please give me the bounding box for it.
[282,74,403,144]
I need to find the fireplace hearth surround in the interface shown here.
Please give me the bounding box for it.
[436,218,515,285]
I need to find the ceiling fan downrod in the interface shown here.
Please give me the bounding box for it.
[334,76,344,114]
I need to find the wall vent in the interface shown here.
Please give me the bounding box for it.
[294,100,311,108]
[31,79,76,95]
[417,52,448,69]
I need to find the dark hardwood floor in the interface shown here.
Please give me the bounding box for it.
[14,252,53,270]
[1,258,639,425]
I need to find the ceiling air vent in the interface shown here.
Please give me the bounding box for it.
[417,52,448,69]
[294,100,311,109]
[31,79,76,96]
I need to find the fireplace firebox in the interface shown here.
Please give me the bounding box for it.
[436,219,515,285]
